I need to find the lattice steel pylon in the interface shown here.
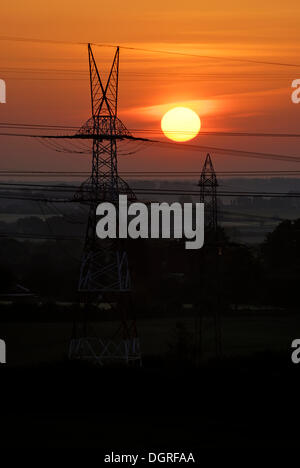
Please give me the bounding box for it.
[69,44,141,365]
[198,153,218,233]
[197,153,222,359]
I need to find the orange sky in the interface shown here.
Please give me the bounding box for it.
[1,0,300,173]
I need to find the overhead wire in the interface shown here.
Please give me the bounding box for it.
[0,185,300,198]
[0,35,299,68]
[4,122,300,139]
[2,131,300,164]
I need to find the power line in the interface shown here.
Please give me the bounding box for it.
[1,187,300,199]
[0,36,85,46]
[0,35,299,68]
[4,122,300,139]
[153,141,300,163]
[0,194,76,202]
[1,170,300,175]
[219,210,284,222]
[0,132,149,142]
[0,171,300,182]
[1,180,300,194]
[2,131,300,164]
[2,71,296,83]
[131,189,300,198]
[0,232,82,240]
[0,122,78,130]
[112,44,300,68]
[1,67,296,78]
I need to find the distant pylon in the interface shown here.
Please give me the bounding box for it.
[197,153,222,360]
[69,44,141,365]
[198,153,218,233]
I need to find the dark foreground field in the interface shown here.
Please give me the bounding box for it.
[1,351,300,449]
[1,309,300,449]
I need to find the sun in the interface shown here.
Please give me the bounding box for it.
[161,107,201,142]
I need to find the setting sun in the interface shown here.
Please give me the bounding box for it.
[161,107,201,142]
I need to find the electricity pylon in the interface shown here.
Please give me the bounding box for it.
[198,153,218,233]
[197,153,222,359]
[69,44,141,365]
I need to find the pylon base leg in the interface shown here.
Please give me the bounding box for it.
[68,336,142,366]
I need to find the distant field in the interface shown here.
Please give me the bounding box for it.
[1,311,299,366]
